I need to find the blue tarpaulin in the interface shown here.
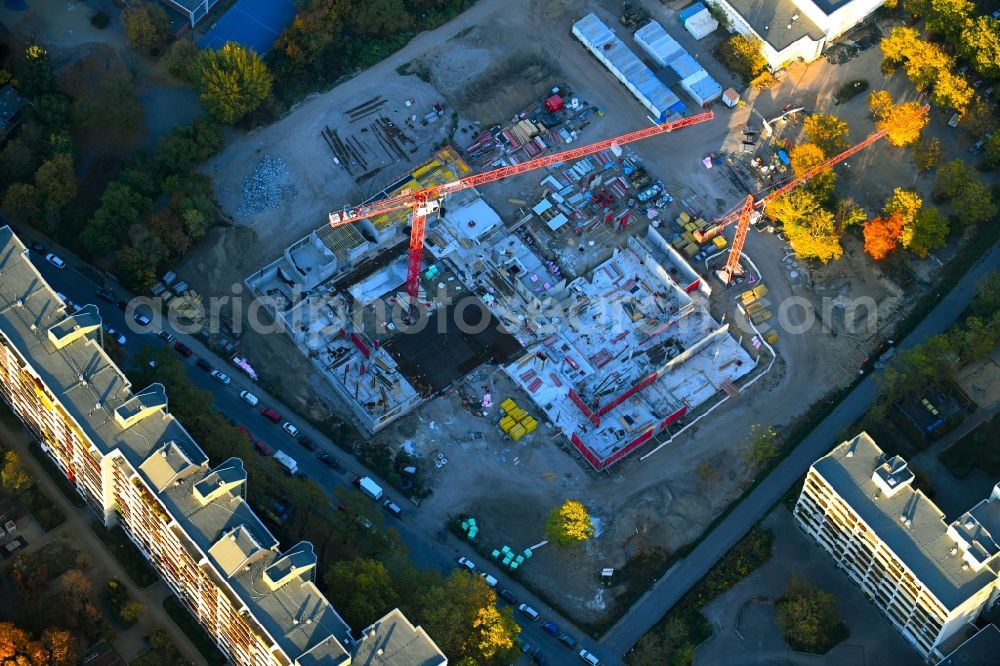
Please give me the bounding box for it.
[197,0,295,55]
[777,150,790,166]
[677,2,707,23]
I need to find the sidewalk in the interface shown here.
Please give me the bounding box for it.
[1,420,207,665]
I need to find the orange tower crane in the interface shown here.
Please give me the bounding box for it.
[697,104,930,284]
[329,112,715,305]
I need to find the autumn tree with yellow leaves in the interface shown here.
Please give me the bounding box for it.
[545,499,594,545]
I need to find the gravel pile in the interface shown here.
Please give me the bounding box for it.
[239,155,298,217]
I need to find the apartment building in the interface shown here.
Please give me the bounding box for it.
[794,433,1000,660]
[0,226,446,666]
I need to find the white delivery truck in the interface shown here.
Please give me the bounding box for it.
[358,476,384,501]
[273,451,298,476]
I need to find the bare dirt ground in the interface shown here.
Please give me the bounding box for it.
[165,0,954,627]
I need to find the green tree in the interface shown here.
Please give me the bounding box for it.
[952,180,997,226]
[193,43,273,124]
[883,188,921,226]
[901,206,948,258]
[73,70,144,135]
[802,114,849,155]
[81,182,152,254]
[920,0,975,44]
[743,424,779,468]
[0,137,42,189]
[119,601,144,627]
[933,159,979,201]
[959,16,1000,79]
[323,559,399,629]
[1,450,32,495]
[19,44,54,98]
[983,133,1000,170]
[2,183,41,224]
[162,38,199,80]
[790,143,835,202]
[971,271,1000,318]
[949,315,1000,364]
[120,1,171,56]
[776,578,845,653]
[913,137,943,171]
[544,499,594,545]
[718,34,768,83]
[959,97,999,137]
[34,154,77,208]
[835,198,867,231]
[154,121,224,176]
[350,0,413,36]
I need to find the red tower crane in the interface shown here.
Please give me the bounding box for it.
[698,104,930,284]
[329,112,715,304]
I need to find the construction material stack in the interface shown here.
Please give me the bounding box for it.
[499,398,538,441]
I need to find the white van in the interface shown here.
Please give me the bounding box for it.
[517,604,540,621]
[479,572,498,588]
[240,390,259,407]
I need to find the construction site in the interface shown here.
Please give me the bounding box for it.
[175,0,948,625]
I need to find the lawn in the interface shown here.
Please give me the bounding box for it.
[939,415,1000,478]
[90,523,159,588]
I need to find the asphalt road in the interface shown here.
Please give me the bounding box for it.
[24,243,590,666]
[600,240,1000,660]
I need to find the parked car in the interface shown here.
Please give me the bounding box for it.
[298,436,318,452]
[499,589,516,604]
[173,341,193,357]
[105,328,126,346]
[558,633,577,649]
[210,370,232,386]
[260,407,281,423]
[970,140,985,155]
[479,572,498,588]
[44,253,65,269]
[281,422,299,437]
[315,450,338,467]
[382,499,402,518]
[240,390,259,407]
[578,648,601,665]
[517,604,540,621]
[95,288,115,303]
[456,556,476,572]
[253,440,274,456]
[948,113,961,128]
[540,621,559,636]
[157,331,174,343]
[133,312,152,327]
[196,358,213,372]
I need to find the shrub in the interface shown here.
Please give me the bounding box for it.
[90,10,110,29]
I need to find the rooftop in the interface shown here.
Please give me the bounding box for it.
[811,434,1000,611]
[723,0,825,51]
[938,624,1000,666]
[353,609,447,666]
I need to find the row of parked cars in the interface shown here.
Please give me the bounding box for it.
[455,556,601,665]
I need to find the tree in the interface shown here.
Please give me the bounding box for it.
[766,189,843,262]
[193,43,273,124]
[0,138,42,189]
[119,601,144,626]
[879,26,921,70]
[790,143,835,202]
[971,270,1000,318]
[914,137,943,171]
[1,450,32,495]
[776,578,845,652]
[544,500,593,545]
[2,182,41,224]
[470,604,520,661]
[983,134,1000,170]
[154,121,224,177]
[41,628,80,666]
[863,212,905,261]
[81,182,152,254]
[883,188,921,226]
[73,70,144,136]
[162,39,199,80]
[952,181,997,226]
[949,316,1000,364]
[931,69,973,112]
[835,198,867,231]
[121,1,171,56]
[323,559,399,629]
[959,16,1000,79]
[0,622,32,662]
[959,97,999,137]
[901,206,948,257]
[34,154,77,208]
[718,34,768,83]
[934,159,979,201]
[921,0,975,44]
[877,101,929,147]
[868,89,893,121]
[802,114,849,155]
[743,424,779,468]
[350,0,413,36]
[59,569,92,610]
[19,44,54,98]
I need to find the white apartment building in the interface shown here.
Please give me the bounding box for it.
[0,226,445,666]
[794,433,1000,660]
[711,0,885,69]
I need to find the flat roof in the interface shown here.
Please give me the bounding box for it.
[939,624,1000,666]
[812,434,1000,611]
[353,609,446,666]
[724,0,825,51]
[0,226,352,662]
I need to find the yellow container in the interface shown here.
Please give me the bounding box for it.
[500,398,517,414]
[522,418,538,434]
[678,211,691,224]
[509,424,526,441]
[509,407,527,421]
[712,236,727,249]
[765,330,779,344]
[499,416,516,433]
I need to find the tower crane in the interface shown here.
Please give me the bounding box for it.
[698,104,930,284]
[329,112,715,307]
